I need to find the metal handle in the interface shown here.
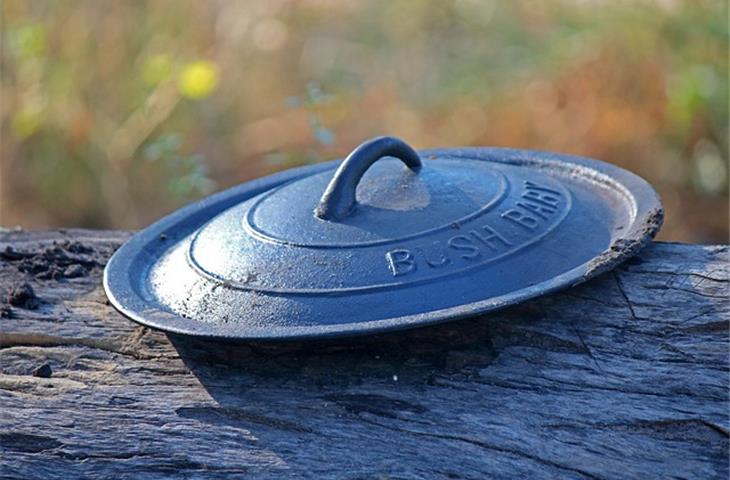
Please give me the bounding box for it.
[314,136,421,221]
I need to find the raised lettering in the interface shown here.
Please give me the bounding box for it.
[516,200,556,220]
[470,225,512,250]
[448,235,481,260]
[522,189,560,207]
[386,249,416,276]
[525,180,561,195]
[501,209,539,230]
[418,241,451,268]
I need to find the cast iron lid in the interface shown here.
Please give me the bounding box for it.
[104,136,663,340]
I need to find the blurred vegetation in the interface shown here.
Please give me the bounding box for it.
[1,0,727,242]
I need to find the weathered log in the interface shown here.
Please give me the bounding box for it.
[0,229,728,479]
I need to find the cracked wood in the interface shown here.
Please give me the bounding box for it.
[0,229,728,480]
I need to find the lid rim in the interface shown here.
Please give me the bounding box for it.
[103,146,663,341]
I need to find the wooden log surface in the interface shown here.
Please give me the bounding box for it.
[0,229,728,479]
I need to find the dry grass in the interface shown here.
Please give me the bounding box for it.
[1,0,727,242]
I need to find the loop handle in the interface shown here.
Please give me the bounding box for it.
[314,136,421,221]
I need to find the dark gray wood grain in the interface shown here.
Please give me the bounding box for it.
[0,229,728,480]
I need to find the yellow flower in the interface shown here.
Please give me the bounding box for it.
[178,61,219,100]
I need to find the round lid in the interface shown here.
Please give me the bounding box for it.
[104,136,663,340]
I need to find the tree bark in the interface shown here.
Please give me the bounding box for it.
[0,229,728,479]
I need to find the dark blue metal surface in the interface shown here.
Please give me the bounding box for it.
[104,136,663,340]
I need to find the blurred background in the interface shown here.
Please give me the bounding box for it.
[1,0,727,242]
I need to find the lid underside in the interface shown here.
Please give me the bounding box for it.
[104,145,662,340]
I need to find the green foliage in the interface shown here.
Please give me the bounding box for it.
[143,134,215,198]
[269,82,336,167]
[6,22,46,59]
